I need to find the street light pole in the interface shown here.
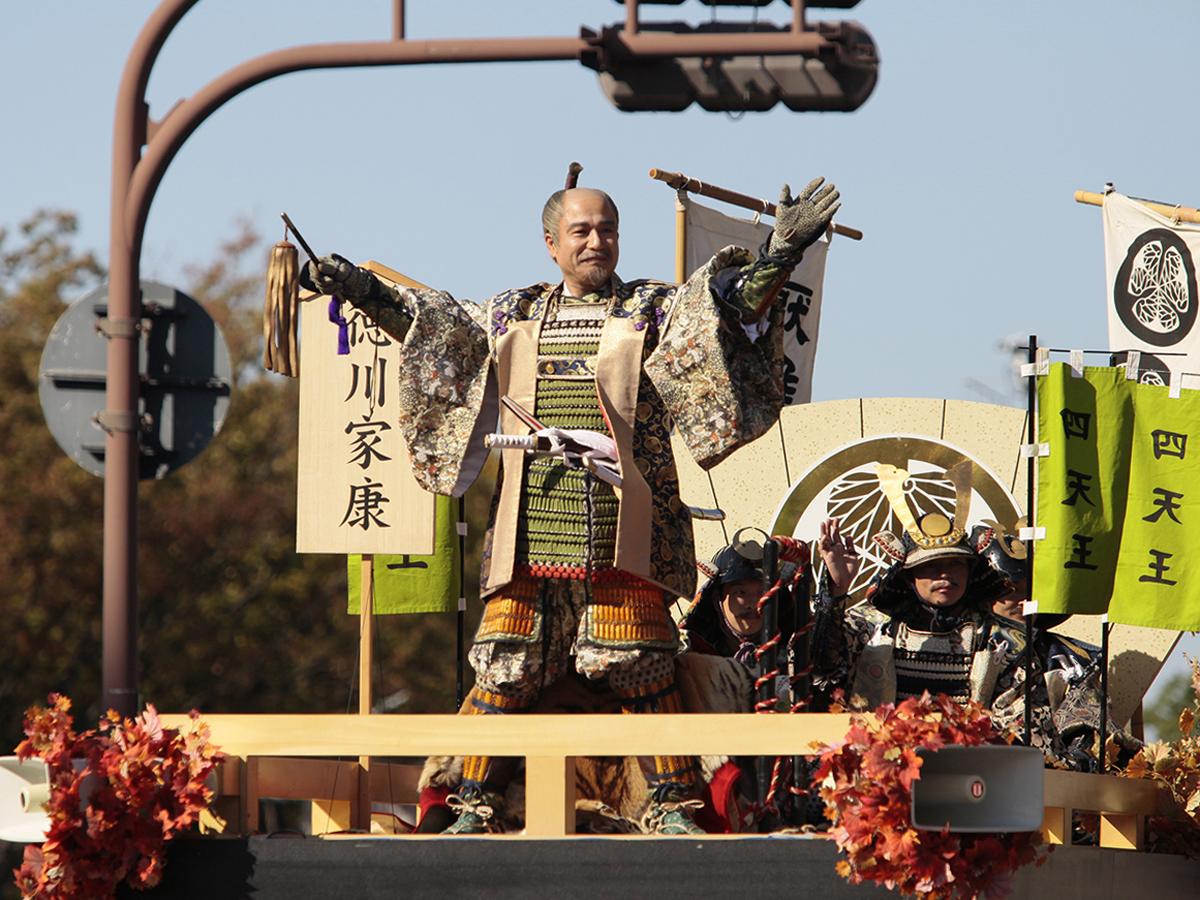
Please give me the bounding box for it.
[103,0,845,716]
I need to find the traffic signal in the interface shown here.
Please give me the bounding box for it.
[611,2,863,7]
[583,20,878,113]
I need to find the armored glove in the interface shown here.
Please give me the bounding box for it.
[767,177,841,261]
[303,253,378,301]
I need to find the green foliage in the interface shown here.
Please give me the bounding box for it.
[0,211,486,755]
[1144,671,1195,743]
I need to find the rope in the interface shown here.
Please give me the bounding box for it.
[749,555,816,819]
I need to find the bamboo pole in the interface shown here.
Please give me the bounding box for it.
[674,195,688,284]
[354,554,374,832]
[650,167,864,241]
[1074,189,1200,225]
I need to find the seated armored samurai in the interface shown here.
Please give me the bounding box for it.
[679,529,819,831]
[811,462,1116,767]
[303,166,841,833]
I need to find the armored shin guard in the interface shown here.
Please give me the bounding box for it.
[614,673,700,796]
[460,686,529,791]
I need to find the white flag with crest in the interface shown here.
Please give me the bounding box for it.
[1104,191,1200,390]
[680,194,828,404]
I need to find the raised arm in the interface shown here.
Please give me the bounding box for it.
[712,177,841,324]
[302,254,415,342]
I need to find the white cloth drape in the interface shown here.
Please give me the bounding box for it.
[681,195,828,404]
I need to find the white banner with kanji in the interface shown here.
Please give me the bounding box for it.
[1104,191,1200,391]
[681,195,828,404]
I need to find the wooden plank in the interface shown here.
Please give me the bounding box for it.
[1099,813,1144,850]
[1043,769,1159,816]
[312,799,351,836]
[227,757,422,802]
[162,713,855,758]
[243,757,260,834]
[525,756,576,838]
[354,555,374,832]
[296,264,436,555]
[1040,806,1069,847]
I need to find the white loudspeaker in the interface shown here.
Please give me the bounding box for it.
[0,757,54,843]
[910,745,1044,833]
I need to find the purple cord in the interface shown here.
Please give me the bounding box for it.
[328,296,350,355]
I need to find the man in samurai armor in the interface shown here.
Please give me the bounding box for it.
[810,462,1114,766]
[680,527,823,831]
[681,527,801,667]
[972,522,1134,769]
[303,167,841,833]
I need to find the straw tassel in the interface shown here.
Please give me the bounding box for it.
[263,239,300,377]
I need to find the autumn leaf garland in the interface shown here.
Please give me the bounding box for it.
[1116,657,1200,856]
[11,694,224,899]
[813,693,1047,899]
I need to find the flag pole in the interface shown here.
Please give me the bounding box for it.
[1099,614,1110,774]
[1024,336,1037,748]
[674,193,688,284]
[354,553,374,831]
[651,167,864,241]
[1074,189,1200,224]
[456,497,467,710]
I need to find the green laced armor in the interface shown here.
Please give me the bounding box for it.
[514,292,619,573]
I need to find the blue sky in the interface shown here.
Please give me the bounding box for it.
[6,1,1199,725]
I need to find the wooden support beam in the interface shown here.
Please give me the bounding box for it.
[354,554,374,832]
[1043,768,1158,816]
[674,198,687,284]
[242,756,260,834]
[176,715,1164,846]
[163,712,855,758]
[312,799,352,836]
[1040,806,1070,846]
[525,756,577,837]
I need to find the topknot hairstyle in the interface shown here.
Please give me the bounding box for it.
[541,161,620,242]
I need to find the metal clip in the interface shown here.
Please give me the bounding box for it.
[93,411,151,434]
[1020,443,1051,458]
[1124,350,1141,381]
[96,317,139,339]
[1069,349,1084,378]
[94,410,137,434]
[1019,348,1050,377]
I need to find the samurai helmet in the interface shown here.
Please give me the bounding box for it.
[971,519,1028,592]
[874,461,975,569]
[707,527,769,585]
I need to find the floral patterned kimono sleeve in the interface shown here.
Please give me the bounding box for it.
[352,285,497,498]
[645,245,787,470]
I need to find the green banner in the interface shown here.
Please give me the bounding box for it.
[1035,363,1200,629]
[1110,377,1200,629]
[347,494,460,615]
[1034,364,1131,616]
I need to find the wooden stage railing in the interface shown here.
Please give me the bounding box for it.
[165,713,1162,847]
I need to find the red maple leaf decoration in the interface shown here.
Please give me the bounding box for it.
[813,693,1047,899]
[11,694,224,899]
